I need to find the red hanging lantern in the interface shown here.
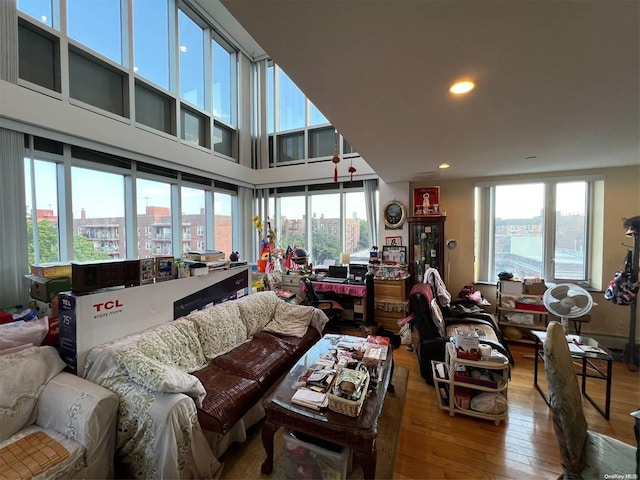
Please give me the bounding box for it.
[348,160,356,182]
[332,154,340,182]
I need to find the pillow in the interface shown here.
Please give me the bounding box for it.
[115,350,206,408]
[0,346,66,442]
[187,302,248,361]
[264,302,315,338]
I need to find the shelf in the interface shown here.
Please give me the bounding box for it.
[431,344,509,425]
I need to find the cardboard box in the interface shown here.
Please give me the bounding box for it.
[58,267,249,375]
[27,274,71,302]
[522,279,547,295]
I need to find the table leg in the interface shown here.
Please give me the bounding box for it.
[356,444,377,480]
[260,420,278,474]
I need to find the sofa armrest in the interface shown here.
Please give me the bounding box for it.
[37,372,118,453]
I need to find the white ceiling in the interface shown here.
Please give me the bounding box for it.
[212,0,639,183]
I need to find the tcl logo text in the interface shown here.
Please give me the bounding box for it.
[93,300,123,312]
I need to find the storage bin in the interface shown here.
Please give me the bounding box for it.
[283,429,351,479]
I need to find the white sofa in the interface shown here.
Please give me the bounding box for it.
[0,346,119,479]
[83,291,328,479]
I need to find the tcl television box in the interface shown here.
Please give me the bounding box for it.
[58,267,249,375]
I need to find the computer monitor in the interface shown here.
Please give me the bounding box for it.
[327,265,348,279]
[349,264,368,283]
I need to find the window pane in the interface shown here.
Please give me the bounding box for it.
[70,50,125,116]
[554,182,587,280]
[181,107,206,147]
[25,159,60,264]
[182,186,205,254]
[215,192,232,255]
[494,184,544,279]
[278,68,305,131]
[345,191,370,262]
[72,167,125,260]
[309,127,335,158]
[179,10,204,108]
[213,122,234,158]
[133,0,169,89]
[310,193,340,265]
[213,40,234,124]
[135,82,172,133]
[18,23,59,92]
[267,65,274,134]
[279,195,306,253]
[68,0,121,64]
[18,0,53,28]
[277,132,304,162]
[137,178,172,257]
[309,101,328,126]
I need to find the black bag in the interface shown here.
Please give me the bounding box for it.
[604,251,638,305]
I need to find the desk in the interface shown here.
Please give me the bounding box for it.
[309,281,367,324]
[532,331,612,419]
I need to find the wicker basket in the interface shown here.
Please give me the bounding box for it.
[327,374,370,417]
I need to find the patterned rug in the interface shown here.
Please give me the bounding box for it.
[219,365,408,479]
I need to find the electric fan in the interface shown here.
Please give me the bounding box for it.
[542,284,594,333]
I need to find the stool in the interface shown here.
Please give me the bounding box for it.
[571,314,591,334]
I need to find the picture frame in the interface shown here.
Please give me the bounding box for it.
[412,186,441,216]
[382,200,407,229]
[155,255,175,281]
[385,236,402,247]
[382,245,407,263]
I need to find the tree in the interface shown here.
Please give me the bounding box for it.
[27,219,110,264]
[311,231,341,265]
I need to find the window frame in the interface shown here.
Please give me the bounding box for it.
[475,175,603,288]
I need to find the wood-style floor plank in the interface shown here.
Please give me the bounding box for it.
[391,343,640,479]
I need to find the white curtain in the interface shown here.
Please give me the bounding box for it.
[0,128,29,306]
[363,179,378,247]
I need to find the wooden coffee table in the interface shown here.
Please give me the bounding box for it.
[261,334,394,479]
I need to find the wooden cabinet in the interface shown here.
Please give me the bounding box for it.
[496,281,548,345]
[432,342,509,425]
[373,278,408,333]
[407,216,446,289]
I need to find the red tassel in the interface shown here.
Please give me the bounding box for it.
[334,165,338,182]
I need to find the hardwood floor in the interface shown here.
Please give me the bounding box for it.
[391,343,640,479]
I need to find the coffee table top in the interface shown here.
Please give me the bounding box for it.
[268,334,393,430]
[531,330,611,360]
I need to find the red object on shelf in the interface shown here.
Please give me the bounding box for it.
[515,301,546,312]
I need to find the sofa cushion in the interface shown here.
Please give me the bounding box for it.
[235,291,281,337]
[263,302,317,338]
[210,332,291,390]
[0,346,66,442]
[192,365,262,434]
[123,318,208,373]
[186,302,248,361]
[267,328,322,359]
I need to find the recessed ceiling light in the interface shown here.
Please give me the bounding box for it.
[439,163,451,169]
[449,80,475,95]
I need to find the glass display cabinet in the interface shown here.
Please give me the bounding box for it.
[407,216,446,289]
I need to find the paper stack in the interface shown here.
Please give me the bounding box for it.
[291,388,328,410]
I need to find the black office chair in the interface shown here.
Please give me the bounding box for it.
[301,277,343,325]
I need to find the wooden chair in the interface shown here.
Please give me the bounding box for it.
[543,321,637,478]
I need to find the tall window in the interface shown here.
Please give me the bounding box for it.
[137,178,172,257]
[475,178,594,285]
[181,186,205,253]
[67,0,122,64]
[345,191,370,261]
[133,0,169,89]
[24,158,60,263]
[71,167,125,260]
[310,193,340,265]
[179,9,204,108]
[278,195,307,252]
[214,192,232,255]
[212,38,235,125]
